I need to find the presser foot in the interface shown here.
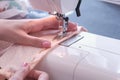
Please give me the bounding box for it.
[52,31,67,41]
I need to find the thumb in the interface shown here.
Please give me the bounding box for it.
[18,34,51,48]
[9,63,30,80]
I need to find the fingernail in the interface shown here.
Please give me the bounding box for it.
[23,62,28,67]
[42,41,51,48]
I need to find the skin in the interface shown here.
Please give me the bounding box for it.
[0,16,87,80]
[0,16,79,48]
[9,63,49,80]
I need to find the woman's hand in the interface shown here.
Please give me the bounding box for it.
[9,63,49,80]
[0,16,86,48]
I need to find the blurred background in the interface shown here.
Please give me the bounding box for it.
[68,0,120,40]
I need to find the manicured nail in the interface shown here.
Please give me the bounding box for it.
[23,62,28,67]
[42,41,51,48]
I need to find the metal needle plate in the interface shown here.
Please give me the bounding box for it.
[60,34,84,47]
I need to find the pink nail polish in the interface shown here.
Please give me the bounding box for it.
[42,41,51,48]
[23,62,28,67]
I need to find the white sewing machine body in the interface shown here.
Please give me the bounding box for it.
[29,0,80,14]
[36,32,120,80]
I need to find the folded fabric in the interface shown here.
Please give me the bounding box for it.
[0,28,81,79]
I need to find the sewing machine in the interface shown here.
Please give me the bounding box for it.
[29,0,81,37]
[28,0,120,80]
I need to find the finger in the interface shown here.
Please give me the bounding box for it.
[67,22,77,32]
[9,63,30,80]
[30,30,60,36]
[18,34,51,48]
[38,71,49,80]
[27,16,60,33]
[28,70,49,80]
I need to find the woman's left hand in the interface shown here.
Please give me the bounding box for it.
[0,16,86,48]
